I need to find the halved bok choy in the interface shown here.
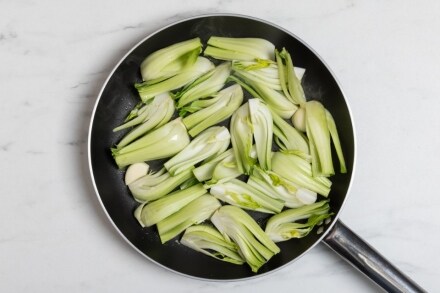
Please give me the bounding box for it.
[136,57,214,102]
[182,84,243,137]
[157,195,221,244]
[112,118,190,169]
[180,224,245,265]
[175,62,231,108]
[134,183,207,227]
[140,37,202,82]
[211,205,280,272]
[204,36,275,61]
[164,126,231,175]
[209,178,283,214]
[265,200,332,242]
[113,93,175,149]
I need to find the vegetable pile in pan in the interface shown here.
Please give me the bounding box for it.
[111,37,346,273]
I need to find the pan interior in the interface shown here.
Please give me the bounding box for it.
[89,15,355,280]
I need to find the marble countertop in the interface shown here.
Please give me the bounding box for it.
[1,1,439,292]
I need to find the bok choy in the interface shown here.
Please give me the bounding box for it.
[272,152,332,196]
[230,103,255,175]
[211,205,280,272]
[192,149,233,182]
[182,84,243,137]
[134,183,207,227]
[157,195,221,243]
[210,178,283,214]
[113,93,175,149]
[175,62,231,108]
[136,57,214,102]
[180,224,245,265]
[128,168,194,202]
[204,37,275,61]
[140,37,202,82]
[164,126,231,175]
[265,200,332,242]
[305,101,346,176]
[249,99,273,171]
[248,166,317,208]
[112,118,190,169]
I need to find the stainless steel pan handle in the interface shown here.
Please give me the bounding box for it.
[323,220,426,293]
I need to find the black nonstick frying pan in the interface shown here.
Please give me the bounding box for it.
[88,14,425,292]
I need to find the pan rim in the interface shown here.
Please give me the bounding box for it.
[87,12,357,282]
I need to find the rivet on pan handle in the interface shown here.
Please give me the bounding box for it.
[323,220,426,293]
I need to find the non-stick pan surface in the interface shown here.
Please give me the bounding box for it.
[88,14,355,280]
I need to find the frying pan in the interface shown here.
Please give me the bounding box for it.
[88,14,425,292]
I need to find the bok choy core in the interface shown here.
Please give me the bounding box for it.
[204,37,275,61]
[265,200,332,242]
[180,225,245,265]
[140,37,202,82]
[164,126,231,175]
[211,205,280,272]
[112,118,190,169]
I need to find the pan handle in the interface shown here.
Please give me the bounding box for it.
[323,220,426,292]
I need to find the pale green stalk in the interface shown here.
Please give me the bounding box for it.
[211,205,280,273]
[134,184,206,227]
[164,126,231,175]
[182,84,244,137]
[265,201,332,242]
[112,118,190,169]
[157,195,221,243]
[204,37,275,61]
[180,225,244,265]
[249,99,272,170]
[129,168,194,202]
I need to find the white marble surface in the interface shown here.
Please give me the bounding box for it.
[1,0,439,292]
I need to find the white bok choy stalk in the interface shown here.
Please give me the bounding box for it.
[230,103,255,175]
[164,126,231,176]
[182,84,243,137]
[180,224,245,265]
[265,200,332,242]
[135,57,214,102]
[211,205,280,273]
[229,73,297,119]
[305,101,346,176]
[192,149,233,182]
[113,93,175,149]
[140,37,202,82]
[204,151,242,187]
[271,109,309,157]
[112,118,190,169]
[249,99,273,171]
[248,166,317,208]
[128,168,194,203]
[232,60,281,91]
[272,152,332,197]
[204,36,275,61]
[157,195,221,244]
[175,62,231,108]
[275,48,307,106]
[134,183,207,227]
[209,178,283,214]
